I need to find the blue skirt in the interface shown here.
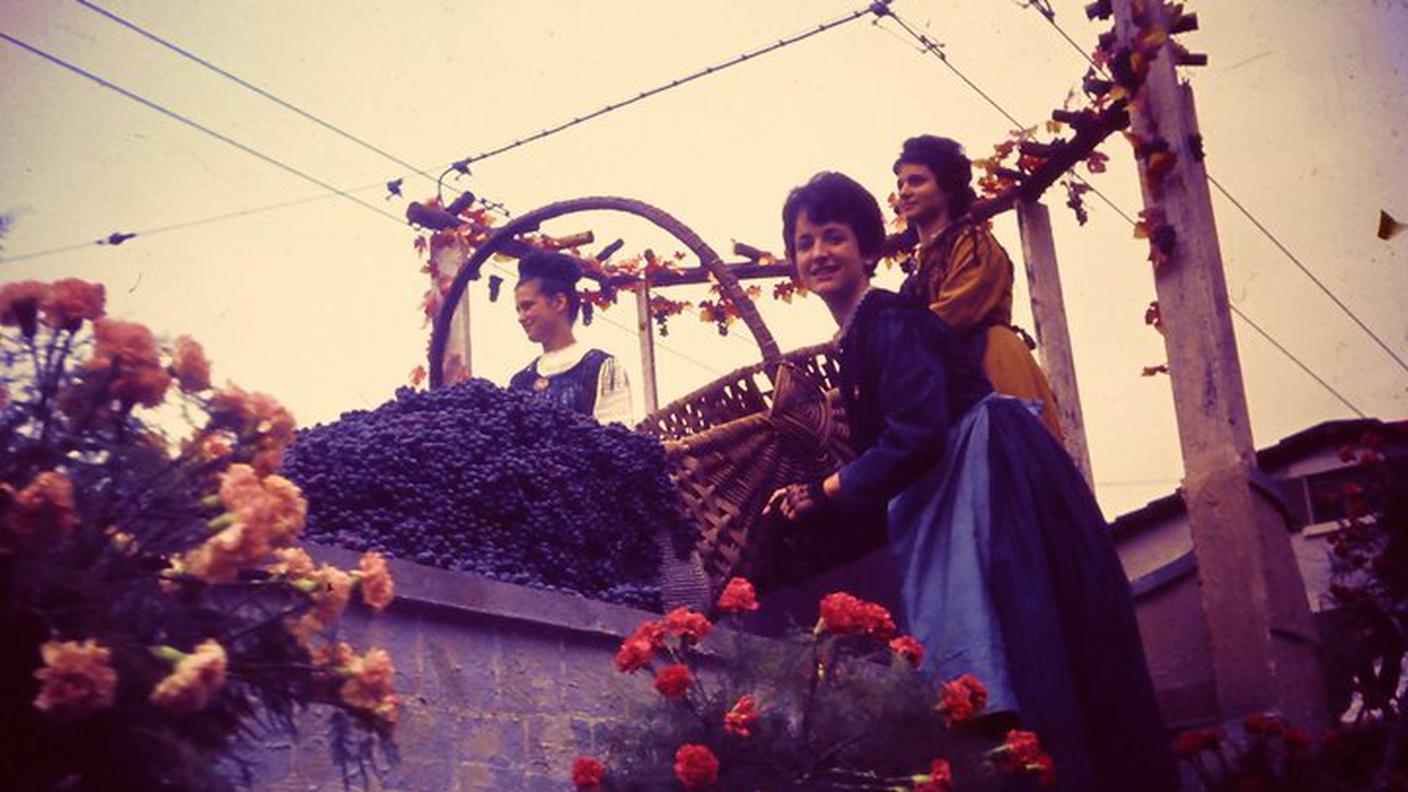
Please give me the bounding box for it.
[889,396,1176,792]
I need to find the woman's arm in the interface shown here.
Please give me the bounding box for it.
[834,313,953,502]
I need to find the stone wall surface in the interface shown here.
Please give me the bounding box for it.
[253,544,657,792]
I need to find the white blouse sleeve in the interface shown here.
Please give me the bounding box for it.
[593,356,634,426]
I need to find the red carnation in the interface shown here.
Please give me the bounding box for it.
[816,592,895,639]
[571,756,605,789]
[632,619,667,648]
[663,607,713,643]
[724,694,759,737]
[674,744,719,788]
[614,636,654,673]
[1243,713,1285,737]
[1171,728,1224,759]
[990,730,1055,786]
[937,674,988,726]
[913,758,953,791]
[717,577,759,613]
[654,663,693,699]
[889,635,925,667]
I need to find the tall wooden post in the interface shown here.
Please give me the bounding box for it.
[635,280,659,414]
[1111,0,1326,727]
[1016,200,1094,488]
[435,242,474,378]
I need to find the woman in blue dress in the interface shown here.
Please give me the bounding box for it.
[766,172,1176,792]
[508,251,632,424]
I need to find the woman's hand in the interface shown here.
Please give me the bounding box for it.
[763,480,826,522]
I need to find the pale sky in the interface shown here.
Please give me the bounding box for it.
[2,0,1406,516]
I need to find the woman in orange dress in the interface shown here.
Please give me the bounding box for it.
[892,135,1064,440]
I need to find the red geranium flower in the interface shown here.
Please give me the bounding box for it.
[937,674,988,726]
[571,756,605,789]
[889,635,925,667]
[663,607,713,643]
[717,577,759,613]
[674,744,719,788]
[724,694,759,737]
[653,663,693,699]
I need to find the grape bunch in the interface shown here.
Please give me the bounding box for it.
[281,380,696,610]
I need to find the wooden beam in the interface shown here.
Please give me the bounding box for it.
[635,280,660,415]
[1112,0,1326,728]
[1016,200,1094,488]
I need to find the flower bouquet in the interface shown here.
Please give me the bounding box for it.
[0,279,398,792]
[571,578,1056,790]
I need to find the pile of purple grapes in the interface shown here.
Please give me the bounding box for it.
[281,380,696,610]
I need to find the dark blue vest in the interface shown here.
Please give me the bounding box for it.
[508,348,610,417]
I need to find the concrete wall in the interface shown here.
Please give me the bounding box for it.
[254,544,656,792]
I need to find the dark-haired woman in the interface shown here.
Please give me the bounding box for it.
[508,251,632,424]
[894,135,1064,440]
[767,172,1175,792]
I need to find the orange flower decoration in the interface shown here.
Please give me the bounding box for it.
[357,551,395,611]
[40,278,105,330]
[267,546,316,578]
[33,639,118,719]
[149,639,228,711]
[207,386,297,475]
[0,280,47,335]
[2,470,77,549]
[340,647,399,724]
[716,577,759,613]
[170,335,211,393]
[87,318,171,407]
[182,465,308,582]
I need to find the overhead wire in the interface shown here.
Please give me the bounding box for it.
[73,0,508,213]
[3,1,884,264]
[0,32,404,229]
[876,8,1366,417]
[0,32,728,377]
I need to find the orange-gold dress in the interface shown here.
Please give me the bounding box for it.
[900,221,1065,441]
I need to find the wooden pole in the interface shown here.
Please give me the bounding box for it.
[635,280,659,414]
[1015,200,1094,488]
[1111,0,1326,727]
[454,287,473,377]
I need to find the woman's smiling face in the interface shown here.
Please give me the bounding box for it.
[792,210,869,304]
[895,162,948,225]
